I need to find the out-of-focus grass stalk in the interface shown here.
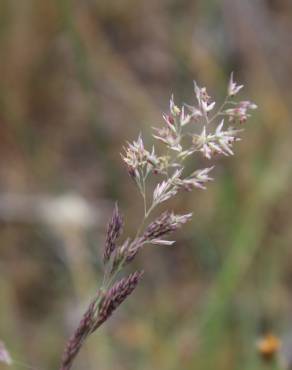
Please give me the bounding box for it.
[191,138,292,369]
[56,0,110,160]
[57,0,92,92]
[191,1,292,367]
[0,275,23,367]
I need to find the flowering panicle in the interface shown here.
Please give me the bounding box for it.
[60,73,256,370]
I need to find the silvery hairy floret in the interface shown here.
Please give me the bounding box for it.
[153,95,192,153]
[153,169,182,205]
[121,135,145,178]
[225,101,257,124]
[122,135,159,179]
[153,95,185,152]
[180,106,192,126]
[153,164,214,204]
[153,126,182,152]
[155,155,180,174]
[169,94,181,117]
[192,120,242,159]
[174,167,214,191]
[194,82,216,114]
[228,72,244,96]
[160,97,180,135]
[184,102,203,121]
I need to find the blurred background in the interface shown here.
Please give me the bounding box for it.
[1,0,292,369]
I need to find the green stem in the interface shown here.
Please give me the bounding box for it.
[142,177,147,216]
[208,96,229,124]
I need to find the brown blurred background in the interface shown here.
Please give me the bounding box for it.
[1,0,292,369]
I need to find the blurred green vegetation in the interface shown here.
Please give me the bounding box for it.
[1,0,292,369]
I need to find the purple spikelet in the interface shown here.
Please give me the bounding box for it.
[104,203,123,263]
[96,271,143,328]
